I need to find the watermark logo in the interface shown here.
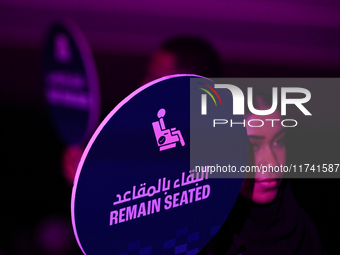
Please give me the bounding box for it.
[199,83,222,115]
[200,84,312,116]
[152,108,185,151]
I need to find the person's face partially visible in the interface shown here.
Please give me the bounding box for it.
[240,110,286,204]
[142,50,177,85]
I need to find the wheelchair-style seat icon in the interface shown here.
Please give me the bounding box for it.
[152,108,185,151]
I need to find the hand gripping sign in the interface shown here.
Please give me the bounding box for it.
[71,75,248,254]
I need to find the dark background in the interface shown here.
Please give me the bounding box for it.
[1,1,340,254]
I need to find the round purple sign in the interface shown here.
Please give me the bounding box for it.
[43,19,100,146]
[72,75,248,254]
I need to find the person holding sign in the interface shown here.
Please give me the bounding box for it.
[199,93,325,255]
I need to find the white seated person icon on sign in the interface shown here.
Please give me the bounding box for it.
[152,108,185,151]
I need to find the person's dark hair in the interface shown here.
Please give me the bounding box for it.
[160,36,222,77]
